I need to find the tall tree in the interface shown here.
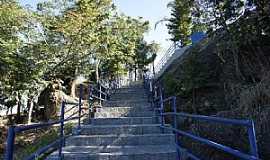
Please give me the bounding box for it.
[0,0,155,123]
[167,0,194,46]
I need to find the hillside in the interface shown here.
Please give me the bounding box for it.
[158,16,270,159]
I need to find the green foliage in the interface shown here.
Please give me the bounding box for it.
[36,0,153,79]
[163,73,182,96]
[0,0,154,105]
[133,40,159,70]
[167,0,194,45]
[167,0,270,81]
[0,1,29,93]
[163,50,209,96]
[0,0,158,124]
[180,51,209,91]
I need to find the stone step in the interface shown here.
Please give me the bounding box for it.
[115,88,146,94]
[90,117,159,125]
[47,145,177,160]
[110,96,148,101]
[46,82,178,160]
[97,107,152,113]
[104,100,150,108]
[66,134,175,146]
[94,107,152,118]
[112,90,147,94]
[110,93,148,99]
[101,105,152,110]
[94,110,154,118]
[80,124,171,135]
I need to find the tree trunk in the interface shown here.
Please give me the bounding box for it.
[27,99,34,124]
[16,92,22,123]
[71,79,77,98]
[232,47,244,80]
[225,25,245,81]
[96,59,100,83]
[152,62,155,77]
[134,66,137,81]
[192,88,197,114]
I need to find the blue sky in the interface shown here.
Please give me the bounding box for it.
[113,0,171,58]
[20,0,172,58]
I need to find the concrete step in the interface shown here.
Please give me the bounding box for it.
[104,100,150,108]
[90,117,159,125]
[94,107,153,118]
[80,124,171,135]
[110,93,148,100]
[47,145,177,160]
[115,88,146,94]
[66,134,175,146]
[94,110,154,118]
[111,91,147,95]
[110,97,148,101]
[114,88,147,95]
[96,107,152,113]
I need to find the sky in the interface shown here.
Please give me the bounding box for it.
[113,0,172,60]
[19,0,172,59]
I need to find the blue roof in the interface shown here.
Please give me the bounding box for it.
[191,32,206,44]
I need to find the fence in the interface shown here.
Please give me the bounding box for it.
[4,81,114,160]
[144,78,259,160]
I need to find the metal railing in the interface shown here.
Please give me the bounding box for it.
[154,44,191,79]
[155,44,177,74]
[89,80,119,106]
[144,78,259,160]
[4,80,114,160]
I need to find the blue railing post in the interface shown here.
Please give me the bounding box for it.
[172,96,181,160]
[99,83,102,106]
[247,120,259,159]
[88,84,93,123]
[58,101,65,159]
[77,84,83,134]
[149,80,153,103]
[173,97,177,129]
[5,126,15,160]
[159,87,165,133]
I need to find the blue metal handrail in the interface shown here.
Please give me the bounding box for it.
[155,44,177,74]
[4,79,116,160]
[144,78,259,160]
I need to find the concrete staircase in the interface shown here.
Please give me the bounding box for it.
[48,82,177,160]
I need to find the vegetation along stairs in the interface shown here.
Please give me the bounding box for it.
[47,82,178,160]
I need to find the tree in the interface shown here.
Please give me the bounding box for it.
[132,40,159,80]
[0,0,36,122]
[192,0,270,80]
[167,0,194,46]
[37,0,150,82]
[0,0,154,123]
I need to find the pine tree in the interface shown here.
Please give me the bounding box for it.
[167,0,194,46]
